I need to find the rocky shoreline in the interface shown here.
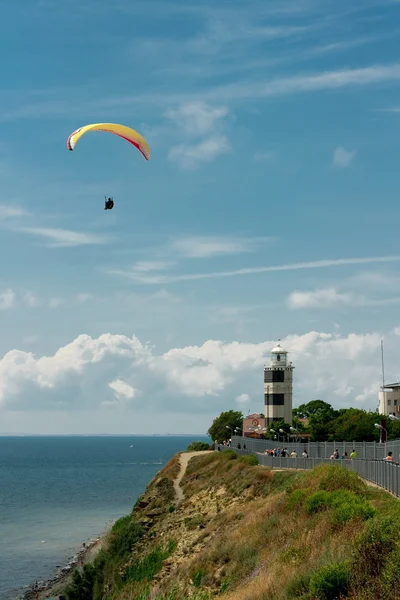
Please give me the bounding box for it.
[19,535,105,600]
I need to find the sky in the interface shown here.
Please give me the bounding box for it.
[1,0,400,434]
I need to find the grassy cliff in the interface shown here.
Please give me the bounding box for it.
[64,450,400,600]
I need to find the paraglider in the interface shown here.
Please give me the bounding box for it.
[67,122,151,211]
[104,197,114,210]
[67,122,151,160]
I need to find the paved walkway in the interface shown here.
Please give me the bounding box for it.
[173,451,212,503]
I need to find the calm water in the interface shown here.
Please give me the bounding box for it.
[0,435,209,599]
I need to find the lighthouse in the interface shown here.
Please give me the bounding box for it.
[264,342,294,425]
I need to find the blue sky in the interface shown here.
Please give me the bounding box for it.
[1,0,400,434]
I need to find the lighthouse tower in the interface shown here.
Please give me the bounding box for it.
[264,342,294,425]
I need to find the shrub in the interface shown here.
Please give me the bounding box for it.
[187,441,210,451]
[317,464,366,494]
[305,489,376,527]
[108,518,144,557]
[238,454,259,466]
[306,490,331,514]
[124,540,177,584]
[221,449,238,460]
[329,490,376,528]
[284,572,312,598]
[309,561,351,600]
[286,488,310,510]
[351,517,400,583]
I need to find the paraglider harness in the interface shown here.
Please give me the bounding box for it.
[104,196,114,210]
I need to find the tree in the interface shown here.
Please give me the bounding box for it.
[294,400,337,419]
[330,408,380,442]
[186,441,210,451]
[208,410,243,443]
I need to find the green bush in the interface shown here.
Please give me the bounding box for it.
[124,540,176,584]
[305,489,376,527]
[187,441,210,451]
[329,490,376,527]
[309,561,350,600]
[108,518,144,557]
[351,517,400,583]
[238,454,259,466]
[286,488,310,510]
[306,490,331,514]
[317,464,367,494]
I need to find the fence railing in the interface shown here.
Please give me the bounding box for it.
[230,435,400,461]
[215,442,400,498]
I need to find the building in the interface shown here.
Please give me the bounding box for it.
[243,413,266,437]
[264,342,294,425]
[379,383,400,418]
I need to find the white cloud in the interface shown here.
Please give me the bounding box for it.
[0,329,395,422]
[109,254,400,285]
[332,146,356,168]
[0,205,30,219]
[288,287,354,309]
[23,292,41,308]
[0,289,15,310]
[16,227,109,247]
[166,102,229,136]
[132,261,175,272]
[235,393,251,404]
[108,379,136,400]
[169,235,270,258]
[168,134,230,170]
[49,297,64,309]
[288,285,400,310]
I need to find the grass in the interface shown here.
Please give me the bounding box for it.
[66,454,400,600]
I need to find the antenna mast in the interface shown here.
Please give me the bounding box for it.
[381,339,385,390]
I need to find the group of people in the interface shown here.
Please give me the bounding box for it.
[262,447,304,458]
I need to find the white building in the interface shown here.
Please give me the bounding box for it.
[379,383,400,417]
[264,342,294,425]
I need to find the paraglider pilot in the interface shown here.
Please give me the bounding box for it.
[104,196,114,210]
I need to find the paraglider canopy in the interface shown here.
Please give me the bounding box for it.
[67,123,151,161]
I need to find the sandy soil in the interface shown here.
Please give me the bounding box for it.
[173,451,212,503]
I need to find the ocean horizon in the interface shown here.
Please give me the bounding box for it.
[0,434,210,600]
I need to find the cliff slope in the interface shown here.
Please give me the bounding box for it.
[64,449,400,600]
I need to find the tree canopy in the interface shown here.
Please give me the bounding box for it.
[207,410,243,443]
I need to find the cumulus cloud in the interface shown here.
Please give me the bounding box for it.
[108,379,136,401]
[288,287,354,309]
[167,102,231,169]
[0,329,395,418]
[332,146,356,168]
[235,393,251,404]
[165,102,229,136]
[288,286,400,310]
[168,135,230,170]
[0,289,15,310]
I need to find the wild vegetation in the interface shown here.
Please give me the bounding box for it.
[211,402,400,442]
[65,450,400,600]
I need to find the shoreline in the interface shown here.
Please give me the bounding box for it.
[20,532,108,600]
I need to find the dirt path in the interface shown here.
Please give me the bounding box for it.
[173,451,212,503]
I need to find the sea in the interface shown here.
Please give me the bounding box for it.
[0,435,210,600]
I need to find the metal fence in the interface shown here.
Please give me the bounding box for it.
[218,444,400,498]
[230,435,400,461]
